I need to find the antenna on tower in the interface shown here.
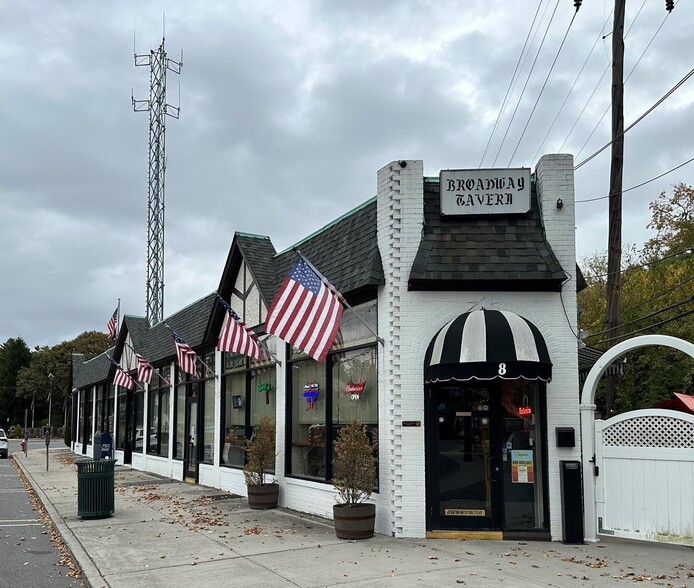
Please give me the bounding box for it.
[132,34,182,326]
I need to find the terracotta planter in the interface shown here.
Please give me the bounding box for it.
[247,483,279,510]
[333,503,375,539]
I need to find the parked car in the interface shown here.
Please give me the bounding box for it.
[135,427,157,450]
[0,428,8,458]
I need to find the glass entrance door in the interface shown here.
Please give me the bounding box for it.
[185,395,198,480]
[426,381,547,534]
[427,385,502,530]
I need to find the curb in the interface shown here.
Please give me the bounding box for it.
[13,452,104,588]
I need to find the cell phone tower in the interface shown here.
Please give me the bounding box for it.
[132,36,182,326]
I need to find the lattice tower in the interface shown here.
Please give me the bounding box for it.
[133,37,182,325]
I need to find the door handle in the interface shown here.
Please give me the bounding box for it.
[489,456,500,482]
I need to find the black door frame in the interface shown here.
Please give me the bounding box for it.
[425,383,504,531]
[184,387,199,480]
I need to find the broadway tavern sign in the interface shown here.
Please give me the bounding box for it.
[440,168,531,216]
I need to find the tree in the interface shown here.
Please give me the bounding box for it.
[578,184,694,415]
[16,331,112,428]
[0,337,32,425]
[643,183,694,259]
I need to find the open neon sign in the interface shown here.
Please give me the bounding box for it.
[518,406,532,416]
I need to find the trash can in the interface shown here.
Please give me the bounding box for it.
[77,458,116,519]
[559,460,584,544]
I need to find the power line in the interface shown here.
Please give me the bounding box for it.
[576,155,694,203]
[508,6,581,166]
[574,66,694,170]
[478,0,544,168]
[592,305,694,346]
[572,4,675,163]
[581,247,692,281]
[491,0,561,167]
[580,268,694,334]
[531,10,613,164]
[585,294,694,339]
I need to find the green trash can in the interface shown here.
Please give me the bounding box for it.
[77,458,116,519]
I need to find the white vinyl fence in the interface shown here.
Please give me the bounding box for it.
[594,409,694,546]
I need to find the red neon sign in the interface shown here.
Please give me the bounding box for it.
[518,406,532,416]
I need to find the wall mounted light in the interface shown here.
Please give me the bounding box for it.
[556,198,564,209]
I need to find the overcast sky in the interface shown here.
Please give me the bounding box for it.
[1,0,692,349]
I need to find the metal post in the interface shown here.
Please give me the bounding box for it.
[48,373,54,429]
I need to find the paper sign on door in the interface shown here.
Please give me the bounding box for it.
[511,450,534,484]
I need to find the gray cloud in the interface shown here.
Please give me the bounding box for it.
[1,0,692,347]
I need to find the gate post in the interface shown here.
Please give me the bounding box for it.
[580,402,598,542]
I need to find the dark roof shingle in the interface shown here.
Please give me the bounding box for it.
[409,179,566,291]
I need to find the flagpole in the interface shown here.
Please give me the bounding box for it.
[164,323,218,378]
[123,341,171,386]
[294,249,384,346]
[116,298,121,339]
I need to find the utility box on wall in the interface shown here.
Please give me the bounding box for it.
[556,427,575,447]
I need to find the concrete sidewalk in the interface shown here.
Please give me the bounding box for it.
[14,448,694,587]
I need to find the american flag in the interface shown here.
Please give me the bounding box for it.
[107,307,118,339]
[113,366,135,390]
[172,330,198,376]
[216,296,263,360]
[135,354,153,384]
[107,355,135,390]
[266,257,344,363]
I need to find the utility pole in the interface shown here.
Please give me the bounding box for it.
[605,0,626,415]
[133,35,182,326]
[604,0,674,415]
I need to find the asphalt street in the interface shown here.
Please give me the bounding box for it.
[0,439,82,587]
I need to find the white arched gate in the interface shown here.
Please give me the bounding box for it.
[594,409,694,545]
[581,335,694,543]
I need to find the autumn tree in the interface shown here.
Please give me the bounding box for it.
[643,183,694,259]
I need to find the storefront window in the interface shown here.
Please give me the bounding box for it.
[105,386,114,436]
[85,390,93,445]
[147,387,159,455]
[133,389,144,453]
[288,300,378,484]
[78,392,85,444]
[221,339,277,468]
[174,372,186,460]
[147,365,171,457]
[202,351,216,464]
[116,388,126,450]
[95,386,103,433]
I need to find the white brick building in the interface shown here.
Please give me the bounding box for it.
[72,155,580,540]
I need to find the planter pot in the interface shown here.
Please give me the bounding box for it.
[333,503,375,540]
[247,483,279,510]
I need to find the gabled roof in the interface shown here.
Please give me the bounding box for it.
[216,199,385,314]
[142,292,217,364]
[113,315,150,360]
[72,348,115,389]
[409,179,567,291]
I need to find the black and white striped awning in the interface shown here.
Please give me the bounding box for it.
[425,309,552,384]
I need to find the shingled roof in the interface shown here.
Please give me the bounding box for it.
[409,178,566,291]
[272,197,384,300]
[141,292,217,364]
[72,348,114,389]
